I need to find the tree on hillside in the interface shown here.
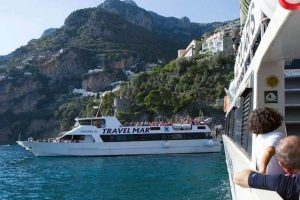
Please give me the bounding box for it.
[144,88,173,117]
[176,58,191,75]
[58,101,84,130]
[100,92,115,116]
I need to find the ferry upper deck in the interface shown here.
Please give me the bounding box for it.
[223,0,300,199]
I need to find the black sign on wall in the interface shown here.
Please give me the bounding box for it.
[264,91,278,103]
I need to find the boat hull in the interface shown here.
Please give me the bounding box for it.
[17,139,221,156]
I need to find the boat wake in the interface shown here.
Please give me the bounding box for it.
[209,179,231,200]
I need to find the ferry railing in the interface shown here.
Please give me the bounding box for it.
[223,135,283,200]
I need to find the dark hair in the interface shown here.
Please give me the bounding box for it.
[248,107,283,134]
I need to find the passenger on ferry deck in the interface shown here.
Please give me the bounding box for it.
[233,136,300,200]
[248,107,285,175]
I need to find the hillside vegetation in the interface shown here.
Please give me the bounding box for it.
[116,53,234,121]
[58,53,234,130]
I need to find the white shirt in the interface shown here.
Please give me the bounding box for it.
[255,131,285,175]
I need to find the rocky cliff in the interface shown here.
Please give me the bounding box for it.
[82,71,114,92]
[0,78,44,113]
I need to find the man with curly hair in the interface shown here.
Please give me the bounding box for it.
[248,107,285,175]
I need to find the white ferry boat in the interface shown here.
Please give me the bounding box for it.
[17,116,221,156]
[223,0,300,200]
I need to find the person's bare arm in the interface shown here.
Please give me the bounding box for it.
[233,169,254,187]
[259,146,276,174]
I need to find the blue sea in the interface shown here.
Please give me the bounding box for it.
[0,145,231,200]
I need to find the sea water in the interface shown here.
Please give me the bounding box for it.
[0,145,231,200]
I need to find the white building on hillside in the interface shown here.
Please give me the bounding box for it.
[177,39,198,58]
[201,22,240,56]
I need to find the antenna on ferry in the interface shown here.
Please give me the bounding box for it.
[95,95,103,117]
[96,108,102,117]
[18,134,21,141]
[95,101,102,117]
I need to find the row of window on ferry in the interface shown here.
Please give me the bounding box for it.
[101,133,212,142]
[60,133,212,142]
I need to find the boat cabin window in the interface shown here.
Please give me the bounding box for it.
[61,135,72,140]
[77,119,106,127]
[150,127,160,131]
[172,134,183,139]
[197,126,206,129]
[100,132,212,142]
[73,135,85,140]
[79,120,92,126]
[224,89,253,158]
[59,135,86,143]
[60,135,85,140]
[92,119,106,128]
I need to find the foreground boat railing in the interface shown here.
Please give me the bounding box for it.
[222,135,283,200]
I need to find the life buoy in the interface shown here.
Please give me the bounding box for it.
[279,0,300,10]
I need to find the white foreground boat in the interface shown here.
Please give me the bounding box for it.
[223,0,300,200]
[17,116,221,156]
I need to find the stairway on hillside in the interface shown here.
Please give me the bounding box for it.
[285,59,300,136]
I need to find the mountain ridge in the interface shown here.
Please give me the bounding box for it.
[100,0,224,45]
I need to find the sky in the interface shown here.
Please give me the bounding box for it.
[0,0,240,56]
